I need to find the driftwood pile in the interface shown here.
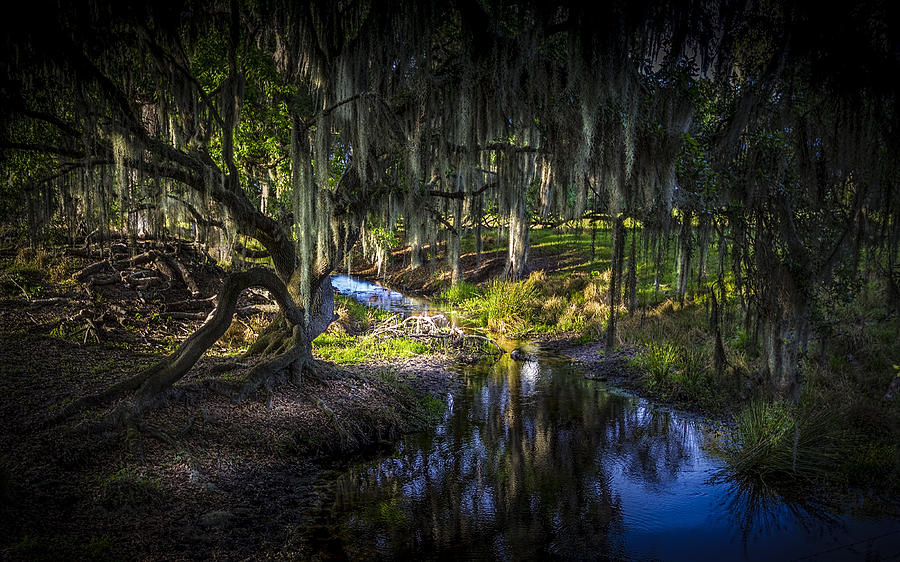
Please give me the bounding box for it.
[373,313,504,357]
[51,241,276,346]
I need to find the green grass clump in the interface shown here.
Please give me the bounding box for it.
[631,343,679,389]
[334,294,393,331]
[463,278,538,333]
[439,280,480,306]
[313,332,431,364]
[712,401,838,486]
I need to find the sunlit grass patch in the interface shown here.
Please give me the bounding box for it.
[313,332,431,364]
[334,294,394,331]
[461,278,538,333]
[438,280,480,306]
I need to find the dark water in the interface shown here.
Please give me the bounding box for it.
[319,277,900,560]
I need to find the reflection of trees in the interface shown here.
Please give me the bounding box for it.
[710,473,839,548]
[605,403,696,490]
[321,357,706,558]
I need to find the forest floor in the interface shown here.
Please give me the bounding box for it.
[2,237,894,559]
[0,243,466,560]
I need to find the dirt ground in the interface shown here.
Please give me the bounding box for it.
[0,245,467,560]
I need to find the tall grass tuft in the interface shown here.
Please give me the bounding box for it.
[439,281,480,306]
[630,343,679,390]
[712,401,839,487]
[464,278,537,333]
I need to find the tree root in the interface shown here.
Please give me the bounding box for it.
[73,248,203,297]
[47,268,307,428]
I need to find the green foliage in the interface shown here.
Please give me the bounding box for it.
[462,278,537,333]
[629,343,719,407]
[630,343,679,389]
[838,441,899,488]
[419,393,447,425]
[438,281,480,306]
[313,332,430,364]
[334,294,393,330]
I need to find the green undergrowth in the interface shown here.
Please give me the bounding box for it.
[334,294,394,331]
[709,401,841,487]
[312,331,433,364]
[442,226,900,497]
[315,295,439,364]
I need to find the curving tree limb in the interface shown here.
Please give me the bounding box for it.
[49,268,305,426]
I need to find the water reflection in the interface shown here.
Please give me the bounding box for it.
[331,275,430,316]
[313,276,898,560]
[310,353,900,560]
[315,357,708,559]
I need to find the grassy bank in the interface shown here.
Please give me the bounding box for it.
[394,224,900,499]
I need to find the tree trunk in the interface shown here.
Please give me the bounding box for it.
[676,209,693,305]
[761,302,808,403]
[474,195,483,268]
[504,190,529,280]
[51,268,312,424]
[625,224,638,315]
[605,215,625,351]
[449,198,463,286]
[696,212,711,287]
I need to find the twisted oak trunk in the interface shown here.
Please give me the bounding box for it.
[51,268,309,424]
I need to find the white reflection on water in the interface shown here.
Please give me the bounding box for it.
[331,275,430,316]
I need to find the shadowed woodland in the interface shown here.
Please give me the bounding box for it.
[1,0,899,558]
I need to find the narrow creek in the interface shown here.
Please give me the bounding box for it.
[312,275,900,560]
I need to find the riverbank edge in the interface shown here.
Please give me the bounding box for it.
[0,326,466,559]
[536,334,733,422]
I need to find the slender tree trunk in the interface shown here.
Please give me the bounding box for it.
[697,213,711,287]
[625,224,638,315]
[410,214,423,269]
[449,198,463,286]
[605,215,625,351]
[474,195,483,267]
[710,290,727,377]
[676,209,693,305]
